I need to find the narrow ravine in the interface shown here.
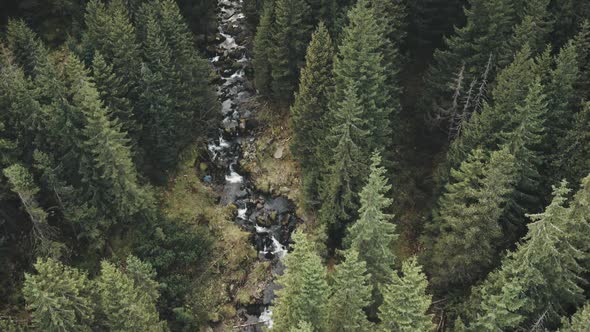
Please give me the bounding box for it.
[207,0,299,329]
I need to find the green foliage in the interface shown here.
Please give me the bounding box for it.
[331,0,393,153]
[344,153,397,316]
[318,84,368,231]
[425,148,517,289]
[505,0,552,61]
[468,180,587,330]
[253,1,275,96]
[273,231,329,331]
[290,22,334,207]
[23,258,94,331]
[270,0,312,102]
[379,257,434,332]
[327,249,372,331]
[95,257,166,331]
[6,19,48,78]
[558,103,590,186]
[559,303,590,332]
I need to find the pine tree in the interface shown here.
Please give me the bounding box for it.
[273,231,329,331]
[469,181,587,330]
[344,153,397,316]
[426,147,517,289]
[327,249,372,331]
[332,0,392,153]
[318,84,368,231]
[379,257,434,332]
[291,22,334,207]
[23,258,94,331]
[559,303,590,332]
[573,21,590,102]
[95,257,166,331]
[253,1,275,96]
[270,0,312,102]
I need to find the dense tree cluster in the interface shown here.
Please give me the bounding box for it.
[3,0,590,330]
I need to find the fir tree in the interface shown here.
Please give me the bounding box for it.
[273,231,329,331]
[23,258,94,331]
[95,257,166,331]
[327,249,372,331]
[505,0,552,61]
[253,1,275,97]
[426,147,517,289]
[379,257,434,332]
[270,0,312,102]
[345,153,397,316]
[291,22,334,207]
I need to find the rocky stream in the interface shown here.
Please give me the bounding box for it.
[206,0,300,329]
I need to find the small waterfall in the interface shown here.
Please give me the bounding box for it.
[207,0,299,329]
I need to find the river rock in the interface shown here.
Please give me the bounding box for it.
[273,146,284,159]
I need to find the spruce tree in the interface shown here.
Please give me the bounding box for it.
[95,257,165,331]
[5,19,48,78]
[426,147,517,289]
[332,0,392,153]
[558,103,590,186]
[253,1,275,97]
[291,22,334,207]
[470,181,587,330]
[273,231,329,331]
[559,303,590,332]
[379,257,434,332]
[270,0,312,102]
[505,0,552,61]
[91,52,136,139]
[424,0,520,113]
[327,249,372,331]
[23,258,94,331]
[318,84,367,231]
[344,153,397,316]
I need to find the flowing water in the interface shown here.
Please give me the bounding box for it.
[207,0,299,329]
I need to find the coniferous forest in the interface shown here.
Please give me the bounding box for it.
[2,0,590,331]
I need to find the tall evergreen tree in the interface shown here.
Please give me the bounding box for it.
[95,256,165,331]
[253,1,275,97]
[558,103,590,186]
[331,0,392,153]
[5,19,48,78]
[424,0,520,114]
[468,180,587,330]
[504,0,552,61]
[318,84,367,232]
[273,231,329,331]
[23,258,94,331]
[345,153,397,316]
[291,22,334,207]
[327,249,372,331]
[425,147,517,289]
[270,0,312,102]
[379,257,434,332]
